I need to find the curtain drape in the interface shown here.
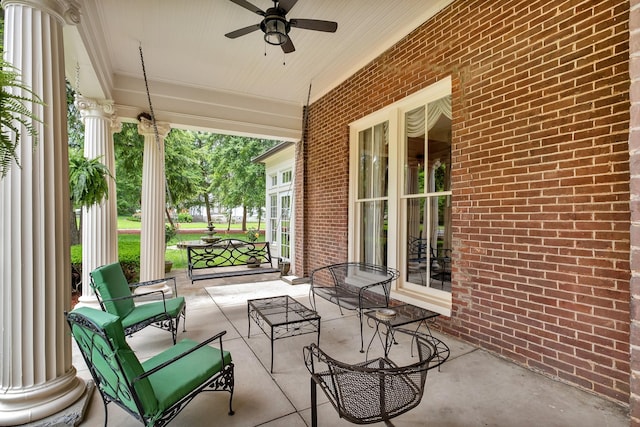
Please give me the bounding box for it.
[405,96,451,138]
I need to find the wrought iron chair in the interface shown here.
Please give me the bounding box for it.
[430,247,452,288]
[66,307,234,427]
[303,328,448,427]
[309,262,400,352]
[90,262,186,344]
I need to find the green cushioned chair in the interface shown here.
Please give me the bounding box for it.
[90,262,186,344]
[66,307,234,427]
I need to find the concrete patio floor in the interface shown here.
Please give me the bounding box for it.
[73,270,630,426]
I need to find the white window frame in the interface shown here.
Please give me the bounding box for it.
[348,77,452,315]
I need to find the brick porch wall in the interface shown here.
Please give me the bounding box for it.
[629,0,640,423]
[298,0,631,406]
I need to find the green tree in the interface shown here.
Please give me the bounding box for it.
[208,135,278,230]
[114,123,144,215]
[164,129,202,223]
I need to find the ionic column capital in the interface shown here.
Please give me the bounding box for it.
[1,0,81,25]
[137,117,171,139]
[75,95,117,121]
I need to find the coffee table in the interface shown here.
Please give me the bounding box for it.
[248,295,321,372]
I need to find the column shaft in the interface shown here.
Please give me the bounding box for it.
[0,1,85,425]
[138,119,170,284]
[76,96,119,304]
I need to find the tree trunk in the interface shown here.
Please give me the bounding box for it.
[165,207,174,228]
[204,193,212,224]
[242,205,247,231]
[69,201,81,245]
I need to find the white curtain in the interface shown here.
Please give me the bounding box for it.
[405,96,451,138]
[360,122,388,265]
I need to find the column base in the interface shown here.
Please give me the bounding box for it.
[0,369,86,426]
[74,294,102,310]
[17,380,94,427]
[133,281,174,299]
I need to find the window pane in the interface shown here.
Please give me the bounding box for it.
[404,106,425,195]
[429,194,452,291]
[405,197,427,286]
[404,194,452,291]
[427,96,451,192]
[269,194,277,243]
[358,122,389,199]
[280,195,291,259]
[358,200,388,265]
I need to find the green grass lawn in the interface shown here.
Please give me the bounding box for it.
[72,218,264,271]
[118,217,260,230]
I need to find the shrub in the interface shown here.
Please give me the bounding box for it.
[165,223,177,244]
[177,212,192,223]
[246,228,260,242]
[70,239,141,283]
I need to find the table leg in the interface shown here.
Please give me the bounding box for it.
[247,305,251,338]
[270,324,274,373]
[311,377,318,427]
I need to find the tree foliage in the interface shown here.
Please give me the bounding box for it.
[114,123,144,215]
[207,135,277,229]
[164,129,201,210]
[111,122,280,229]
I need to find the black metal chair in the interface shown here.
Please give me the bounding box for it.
[430,247,452,288]
[309,262,400,352]
[303,328,448,427]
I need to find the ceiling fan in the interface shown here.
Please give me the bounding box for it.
[225,0,338,54]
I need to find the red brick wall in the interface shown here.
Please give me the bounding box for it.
[299,0,631,404]
[628,0,640,423]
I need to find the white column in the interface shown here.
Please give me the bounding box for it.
[0,1,86,425]
[137,118,171,291]
[75,96,120,306]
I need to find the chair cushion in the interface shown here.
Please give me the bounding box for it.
[70,307,158,415]
[90,262,135,318]
[121,296,185,329]
[142,338,232,411]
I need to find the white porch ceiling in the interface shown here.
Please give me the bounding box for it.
[63,0,453,141]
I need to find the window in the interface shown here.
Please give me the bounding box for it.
[349,77,452,314]
[270,174,278,187]
[356,123,389,266]
[282,170,292,184]
[269,194,278,243]
[280,194,291,259]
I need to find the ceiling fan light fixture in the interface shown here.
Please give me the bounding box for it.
[263,16,288,45]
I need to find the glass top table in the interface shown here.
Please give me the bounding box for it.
[248,295,321,373]
[363,304,440,359]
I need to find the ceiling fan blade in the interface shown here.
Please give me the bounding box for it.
[278,0,298,14]
[289,19,338,33]
[225,24,261,39]
[281,37,295,54]
[229,0,265,16]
